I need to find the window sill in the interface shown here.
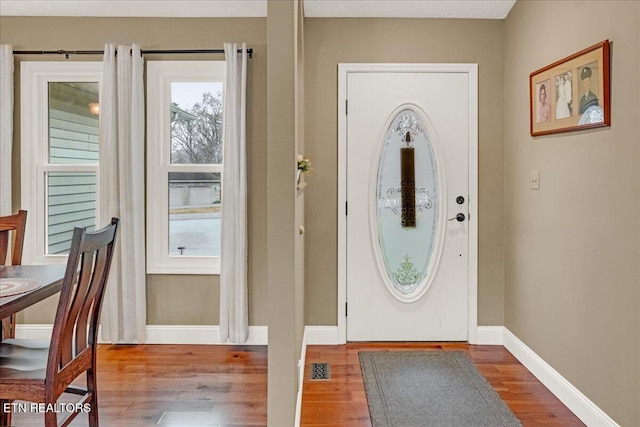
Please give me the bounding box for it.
[146,260,221,275]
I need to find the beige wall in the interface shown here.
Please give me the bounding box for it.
[266,0,306,424]
[0,16,268,326]
[295,0,306,370]
[504,1,640,425]
[303,18,506,326]
[4,5,640,425]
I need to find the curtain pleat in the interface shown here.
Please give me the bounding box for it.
[219,42,248,343]
[0,45,14,216]
[100,44,147,343]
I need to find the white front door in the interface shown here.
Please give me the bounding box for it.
[340,64,477,342]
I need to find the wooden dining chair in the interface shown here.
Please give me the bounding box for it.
[0,210,28,340]
[0,218,119,427]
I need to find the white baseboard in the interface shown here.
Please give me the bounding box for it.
[305,326,502,346]
[304,325,339,344]
[14,324,53,340]
[15,324,268,345]
[145,325,268,345]
[476,326,504,345]
[294,327,310,427]
[503,328,619,427]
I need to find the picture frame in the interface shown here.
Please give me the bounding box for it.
[530,40,610,136]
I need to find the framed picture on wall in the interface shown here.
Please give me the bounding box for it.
[530,40,610,136]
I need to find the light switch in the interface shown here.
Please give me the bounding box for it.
[530,170,540,190]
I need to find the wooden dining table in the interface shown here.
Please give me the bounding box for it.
[0,265,66,319]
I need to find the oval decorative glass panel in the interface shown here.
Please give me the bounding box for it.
[372,106,445,302]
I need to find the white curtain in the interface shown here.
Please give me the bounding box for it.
[0,45,13,216]
[219,42,248,343]
[99,44,147,343]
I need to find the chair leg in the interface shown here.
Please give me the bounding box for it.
[1,315,16,340]
[88,403,99,427]
[44,409,58,427]
[0,400,11,427]
[87,369,99,426]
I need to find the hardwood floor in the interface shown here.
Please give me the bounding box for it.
[6,343,582,426]
[7,344,268,426]
[300,342,585,426]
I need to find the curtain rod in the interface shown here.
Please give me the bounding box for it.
[13,48,253,59]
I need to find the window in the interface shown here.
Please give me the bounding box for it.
[21,62,102,265]
[146,61,225,274]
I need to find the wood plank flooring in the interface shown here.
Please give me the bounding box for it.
[7,344,268,426]
[6,343,583,426]
[300,342,585,426]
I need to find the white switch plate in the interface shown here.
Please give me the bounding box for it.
[530,170,540,190]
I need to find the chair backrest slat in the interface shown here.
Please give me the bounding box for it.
[47,218,119,381]
[75,248,109,355]
[0,231,8,264]
[0,210,27,266]
[59,253,94,366]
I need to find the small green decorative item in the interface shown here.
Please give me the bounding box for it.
[392,255,421,287]
[297,154,311,190]
[297,154,312,175]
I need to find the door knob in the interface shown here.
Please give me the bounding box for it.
[448,213,466,222]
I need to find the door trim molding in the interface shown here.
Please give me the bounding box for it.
[337,63,479,344]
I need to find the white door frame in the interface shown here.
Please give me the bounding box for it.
[337,63,479,344]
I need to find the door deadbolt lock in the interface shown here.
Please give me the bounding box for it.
[448,213,466,222]
[456,196,465,205]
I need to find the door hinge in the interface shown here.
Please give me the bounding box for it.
[345,99,348,115]
[345,302,348,317]
[345,201,348,216]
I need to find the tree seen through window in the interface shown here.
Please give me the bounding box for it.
[170,86,223,165]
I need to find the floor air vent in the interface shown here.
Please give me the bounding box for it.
[310,362,331,381]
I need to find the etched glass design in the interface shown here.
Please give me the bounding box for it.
[375,109,439,296]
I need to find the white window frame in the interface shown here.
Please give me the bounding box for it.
[146,61,225,274]
[20,62,102,265]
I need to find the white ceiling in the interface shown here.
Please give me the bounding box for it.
[0,0,516,19]
[0,1,267,18]
[304,1,516,19]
